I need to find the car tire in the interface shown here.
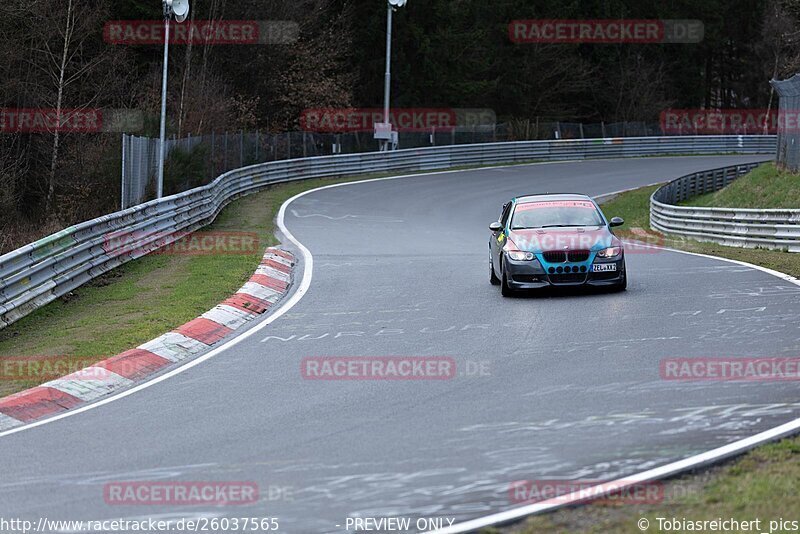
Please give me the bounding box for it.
[490,254,501,285]
[501,265,515,297]
[613,265,628,292]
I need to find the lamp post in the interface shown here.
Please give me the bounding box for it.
[157,0,190,199]
[376,0,407,151]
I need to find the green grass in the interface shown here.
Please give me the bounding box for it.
[3,160,799,529]
[600,185,661,231]
[600,183,800,279]
[0,172,390,396]
[500,173,800,534]
[683,162,800,209]
[0,160,552,396]
[509,437,800,534]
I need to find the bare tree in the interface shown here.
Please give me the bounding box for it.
[606,50,671,123]
[19,0,112,215]
[268,0,357,130]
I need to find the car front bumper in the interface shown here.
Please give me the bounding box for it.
[504,254,625,288]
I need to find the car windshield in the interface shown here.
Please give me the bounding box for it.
[510,200,604,229]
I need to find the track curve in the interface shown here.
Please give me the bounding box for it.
[2,155,799,533]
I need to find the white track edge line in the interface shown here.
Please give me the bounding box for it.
[1,155,793,532]
[424,173,800,534]
[426,416,800,534]
[0,196,309,438]
[0,159,587,438]
[3,153,790,534]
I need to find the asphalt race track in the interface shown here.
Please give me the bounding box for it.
[2,155,799,533]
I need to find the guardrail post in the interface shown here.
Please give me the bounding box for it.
[210,131,215,179]
[121,134,127,210]
[223,132,229,170]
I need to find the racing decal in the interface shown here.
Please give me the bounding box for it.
[516,200,596,211]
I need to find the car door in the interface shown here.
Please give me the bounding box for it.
[491,200,513,273]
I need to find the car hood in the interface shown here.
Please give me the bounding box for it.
[508,227,614,253]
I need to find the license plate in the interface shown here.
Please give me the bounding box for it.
[592,263,617,272]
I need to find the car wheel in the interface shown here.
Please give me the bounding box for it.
[501,264,515,297]
[614,265,628,292]
[490,253,501,285]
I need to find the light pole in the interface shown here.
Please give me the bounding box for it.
[157,0,190,199]
[376,0,407,151]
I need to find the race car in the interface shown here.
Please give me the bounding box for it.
[489,193,627,296]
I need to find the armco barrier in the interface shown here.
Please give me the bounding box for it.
[650,161,800,252]
[0,135,776,329]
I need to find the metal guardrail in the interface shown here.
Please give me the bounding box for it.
[650,161,800,252]
[0,135,776,329]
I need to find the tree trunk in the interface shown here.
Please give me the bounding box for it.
[46,0,75,217]
[764,55,780,134]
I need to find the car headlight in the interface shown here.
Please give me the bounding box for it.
[507,250,536,261]
[597,246,622,258]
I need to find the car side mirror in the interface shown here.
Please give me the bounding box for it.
[489,221,503,232]
[609,217,624,227]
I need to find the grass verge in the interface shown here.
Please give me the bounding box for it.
[3,161,797,530]
[683,162,800,209]
[0,171,405,397]
[0,160,549,396]
[504,437,800,533]
[602,184,800,278]
[501,175,800,534]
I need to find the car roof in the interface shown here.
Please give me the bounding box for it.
[513,193,594,204]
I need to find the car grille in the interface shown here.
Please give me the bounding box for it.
[543,251,567,263]
[567,250,590,262]
[543,250,590,263]
[549,273,587,284]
